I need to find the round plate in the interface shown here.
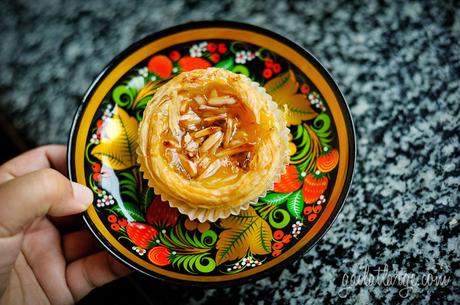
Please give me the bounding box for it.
[68,21,355,286]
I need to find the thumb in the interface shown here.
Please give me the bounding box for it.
[0,168,93,237]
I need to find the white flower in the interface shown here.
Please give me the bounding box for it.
[101,194,114,206]
[138,67,148,78]
[235,51,247,64]
[246,51,256,61]
[150,75,157,81]
[198,41,208,50]
[90,134,99,144]
[128,76,145,90]
[189,44,202,58]
[172,67,178,73]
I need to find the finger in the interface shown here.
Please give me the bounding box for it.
[63,230,101,262]
[0,145,67,183]
[0,168,93,237]
[66,251,131,302]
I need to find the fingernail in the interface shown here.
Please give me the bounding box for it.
[71,182,93,207]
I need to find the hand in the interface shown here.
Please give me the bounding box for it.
[0,145,130,305]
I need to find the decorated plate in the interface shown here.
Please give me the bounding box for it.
[67,21,355,286]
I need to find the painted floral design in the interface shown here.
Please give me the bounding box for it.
[84,40,340,276]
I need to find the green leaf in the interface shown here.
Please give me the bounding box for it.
[287,189,304,219]
[260,192,292,205]
[215,57,234,70]
[113,201,145,222]
[139,188,154,213]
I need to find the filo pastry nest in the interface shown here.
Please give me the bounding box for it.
[138,68,289,222]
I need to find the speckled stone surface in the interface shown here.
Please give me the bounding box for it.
[0,0,459,304]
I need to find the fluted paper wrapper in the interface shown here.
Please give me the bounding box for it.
[137,68,290,223]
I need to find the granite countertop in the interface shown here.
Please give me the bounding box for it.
[0,0,459,304]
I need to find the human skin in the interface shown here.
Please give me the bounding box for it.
[0,145,130,305]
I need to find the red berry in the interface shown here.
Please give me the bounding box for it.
[273,241,284,250]
[273,230,284,240]
[111,223,120,231]
[126,222,158,249]
[313,205,323,214]
[169,50,181,62]
[147,196,179,228]
[265,59,274,68]
[108,214,117,223]
[282,234,293,244]
[118,218,128,227]
[217,43,227,54]
[207,42,217,53]
[303,206,313,215]
[209,53,221,63]
[93,173,102,182]
[272,249,282,257]
[272,63,281,74]
[308,213,317,222]
[300,84,310,94]
[92,163,101,173]
[263,68,273,79]
[96,119,103,129]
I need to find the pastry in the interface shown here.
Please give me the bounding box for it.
[138,68,289,222]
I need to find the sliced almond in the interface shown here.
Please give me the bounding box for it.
[223,117,236,147]
[210,133,223,155]
[215,143,255,158]
[202,114,227,125]
[196,105,229,116]
[207,96,236,106]
[199,131,223,154]
[198,156,211,172]
[193,126,221,139]
[178,154,198,178]
[179,99,191,115]
[163,139,180,149]
[194,95,206,105]
[197,159,221,180]
[228,138,244,146]
[179,120,198,131]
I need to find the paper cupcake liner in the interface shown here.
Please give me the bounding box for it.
[137,68,290,223]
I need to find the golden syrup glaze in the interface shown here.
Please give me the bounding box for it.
[161,82,260,185]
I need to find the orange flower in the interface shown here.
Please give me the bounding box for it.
[317,148,339,173]
[302,173,328,204]
[148,246,171,266]
[148,55,173,78]
[273,165,303,193]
